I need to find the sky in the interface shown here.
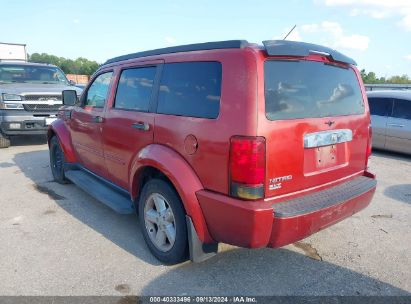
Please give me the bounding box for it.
[1,0,411,77]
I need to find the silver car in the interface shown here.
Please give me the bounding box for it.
[367,90,411,154]
[0,61,83,148]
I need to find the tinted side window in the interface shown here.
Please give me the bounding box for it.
[392,99,411,120]
[114,67,156,111]
[157,62,222,119]
[85,72,113,107]
[368,97,392,116]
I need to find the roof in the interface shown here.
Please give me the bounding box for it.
[0,61,58,68]
[366,90,411,100]
[104,40,249,65]
[103,40,356,66]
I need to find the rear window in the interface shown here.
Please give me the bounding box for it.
[114,67,156,112]
[392,99,411,120]
[264,60,365,120]
[157,62,222,119]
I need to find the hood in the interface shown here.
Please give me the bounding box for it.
[0,83,83,95]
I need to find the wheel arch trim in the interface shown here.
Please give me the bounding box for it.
[47,120,77,163]
[129,144,214,243]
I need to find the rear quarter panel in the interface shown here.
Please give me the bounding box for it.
[153,49,259,195]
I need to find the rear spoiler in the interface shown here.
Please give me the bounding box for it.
[262,40,357,66]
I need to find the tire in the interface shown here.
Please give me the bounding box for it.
[0,132,10,148]
[138,179,188,264]
[49,136,69,184]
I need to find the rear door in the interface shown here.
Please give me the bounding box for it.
[70,71,113,179]
[368,97,393,149]
[102,61,161,189]
[260,59,369,198]
[386,98,411,154]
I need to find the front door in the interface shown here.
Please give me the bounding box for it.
[102,63,161,190]
[70,71,114,178]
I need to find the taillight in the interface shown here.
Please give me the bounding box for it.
[366,125,372,168]
[229,136,265,200]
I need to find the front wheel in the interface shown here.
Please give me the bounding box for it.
[138,179,188,264]
[49,136,68,184]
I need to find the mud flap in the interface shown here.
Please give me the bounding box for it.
[186,215,218,263]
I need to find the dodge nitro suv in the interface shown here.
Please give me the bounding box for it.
[0,61,82,148]
[48,40,377,264]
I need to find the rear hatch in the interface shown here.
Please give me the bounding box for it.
[260,57,369,199]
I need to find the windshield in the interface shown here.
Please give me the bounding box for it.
[0,64,69,84]
[264,60,365,120]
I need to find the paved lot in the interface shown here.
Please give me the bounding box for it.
[0,136,410,296]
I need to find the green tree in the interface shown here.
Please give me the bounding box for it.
[60,59,77,74]
[28,53,99,75]
[75,57,99,75]
[360,69,411,84]
[387,75,411,84]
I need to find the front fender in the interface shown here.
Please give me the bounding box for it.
[47,119,77,163]
[129,144,214,243]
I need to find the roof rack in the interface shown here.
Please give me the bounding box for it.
[103,39,356,66]
[104,40,249,65]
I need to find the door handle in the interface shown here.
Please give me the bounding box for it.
[387,123,404,128]
[131,122,150,131]
[93,116,104,123]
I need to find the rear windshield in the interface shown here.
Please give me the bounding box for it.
[264,60,364,120]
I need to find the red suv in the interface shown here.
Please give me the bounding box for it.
[48,40,376,264]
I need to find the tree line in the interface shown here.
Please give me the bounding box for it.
[360,69,411,84]
[28,53,99,76]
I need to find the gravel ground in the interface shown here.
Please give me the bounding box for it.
[0,136,410,296]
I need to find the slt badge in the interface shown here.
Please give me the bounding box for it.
[269,175,293,190]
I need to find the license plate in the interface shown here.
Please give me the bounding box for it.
[45,117,57,125]
[304,129,352,148]
[303,143,349,175]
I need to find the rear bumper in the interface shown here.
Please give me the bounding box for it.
[197,172,377,248]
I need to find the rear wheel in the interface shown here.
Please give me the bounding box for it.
[0,132,10,148]
[138,179,188,264]
[49,136,68,184]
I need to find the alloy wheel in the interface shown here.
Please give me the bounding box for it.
[144,193,177,252]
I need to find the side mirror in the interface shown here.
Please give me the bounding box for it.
[62,90,78,106]
[69,80,76,86]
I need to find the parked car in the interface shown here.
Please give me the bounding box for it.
[48,40,376,264]
[0,61,83,148]
[367,90,411,154]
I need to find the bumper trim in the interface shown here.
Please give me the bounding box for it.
[273,176,377,218]
[198,173,376,249]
